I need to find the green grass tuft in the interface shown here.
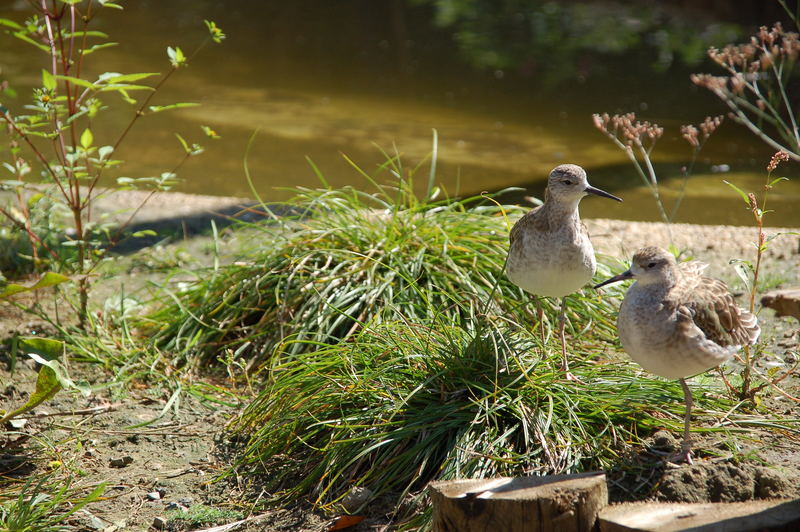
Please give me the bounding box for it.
[166,504,244,529]
[143,155,620,370]
[226,316,701,515]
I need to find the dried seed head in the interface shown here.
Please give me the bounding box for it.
[681,125,699,148]
[592,113,610,133]
[747,192,758,212]
[596,112,662,149]
[767,151,790,172]
[700,115,724,139]
[691,74,727,93]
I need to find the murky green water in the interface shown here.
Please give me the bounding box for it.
[1,1,798,226]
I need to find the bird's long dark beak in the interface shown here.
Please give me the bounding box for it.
[585,185,623,202]
[593,269,634,289]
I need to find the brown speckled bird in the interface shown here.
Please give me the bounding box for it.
[506,164,622,379]
[595,246,760,462]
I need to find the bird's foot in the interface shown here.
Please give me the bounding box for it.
[667,443,694,465]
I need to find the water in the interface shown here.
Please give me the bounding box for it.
[1,0,798,226]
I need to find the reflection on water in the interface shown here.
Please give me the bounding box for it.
[0,0,798,226]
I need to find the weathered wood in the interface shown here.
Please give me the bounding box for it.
[761,288,800,320]
[429,472,607,532]
[599,499,800,532]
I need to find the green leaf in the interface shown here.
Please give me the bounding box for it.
[28,352,90,395]
[730,260,752,292]
[41,69,56,91]
[20,337,64,361]
[0,18,24,30]
[27,192,44,206]
[13,31,51,52]
[769,176,789,186]
[54,75,97,89]
[0,361,61,424]
[63,30,108,39]
[99,72,159,84]
[132,230,157,237]
[117,89,137,104]
[723,180,750,205]
[148,102,199,113]
[83,42,119,55]
[80,128,93,149]
[98,83,154,93]
[175,133,190,153]
[0,272,71,299]
[98,1,124,8]
[98,145,114,160]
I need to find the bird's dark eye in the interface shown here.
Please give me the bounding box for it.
[563,180,572,185]
[647,262,656,268]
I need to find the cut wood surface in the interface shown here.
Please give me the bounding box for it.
[762,288,800,320]
[599,499,800,532]
[429,472,607,532]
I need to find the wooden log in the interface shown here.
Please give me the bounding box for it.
[761,288,800,321]
[599,499,800,532]
[429,472,607,532]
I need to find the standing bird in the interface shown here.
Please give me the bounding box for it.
[506,164,622,380]
[594,246,760,463]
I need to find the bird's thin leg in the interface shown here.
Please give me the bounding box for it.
[558,298,568,369]
[558,297,580,381]
[675,378,695,464]
[536,297,546,344]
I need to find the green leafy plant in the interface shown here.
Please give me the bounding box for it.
[0,475,104,532]
[0,336,88,425]
[0,271,69,301]
[723,151,798,402]
[0,1,224,326]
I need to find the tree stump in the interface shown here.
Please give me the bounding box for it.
[598,499,800,532]
[761,288,800,321]
[429,472,607,532]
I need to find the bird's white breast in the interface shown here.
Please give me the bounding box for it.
[506,225,596,297]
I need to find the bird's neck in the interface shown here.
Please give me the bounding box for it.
[543,197,582,224]
[635,271,680,296]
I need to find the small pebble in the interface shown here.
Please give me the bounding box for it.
[152,516,167,530]
[341,486,374,512]
[8,418,27,429]
[165,501,188,511]
[109,456,133,468]
[650,430,678,452]
[146,491,161,501]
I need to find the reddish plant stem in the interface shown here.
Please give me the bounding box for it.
[0,207,60,262]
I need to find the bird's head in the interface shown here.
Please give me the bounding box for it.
[546,164,622,204]
[594,246,678,289]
